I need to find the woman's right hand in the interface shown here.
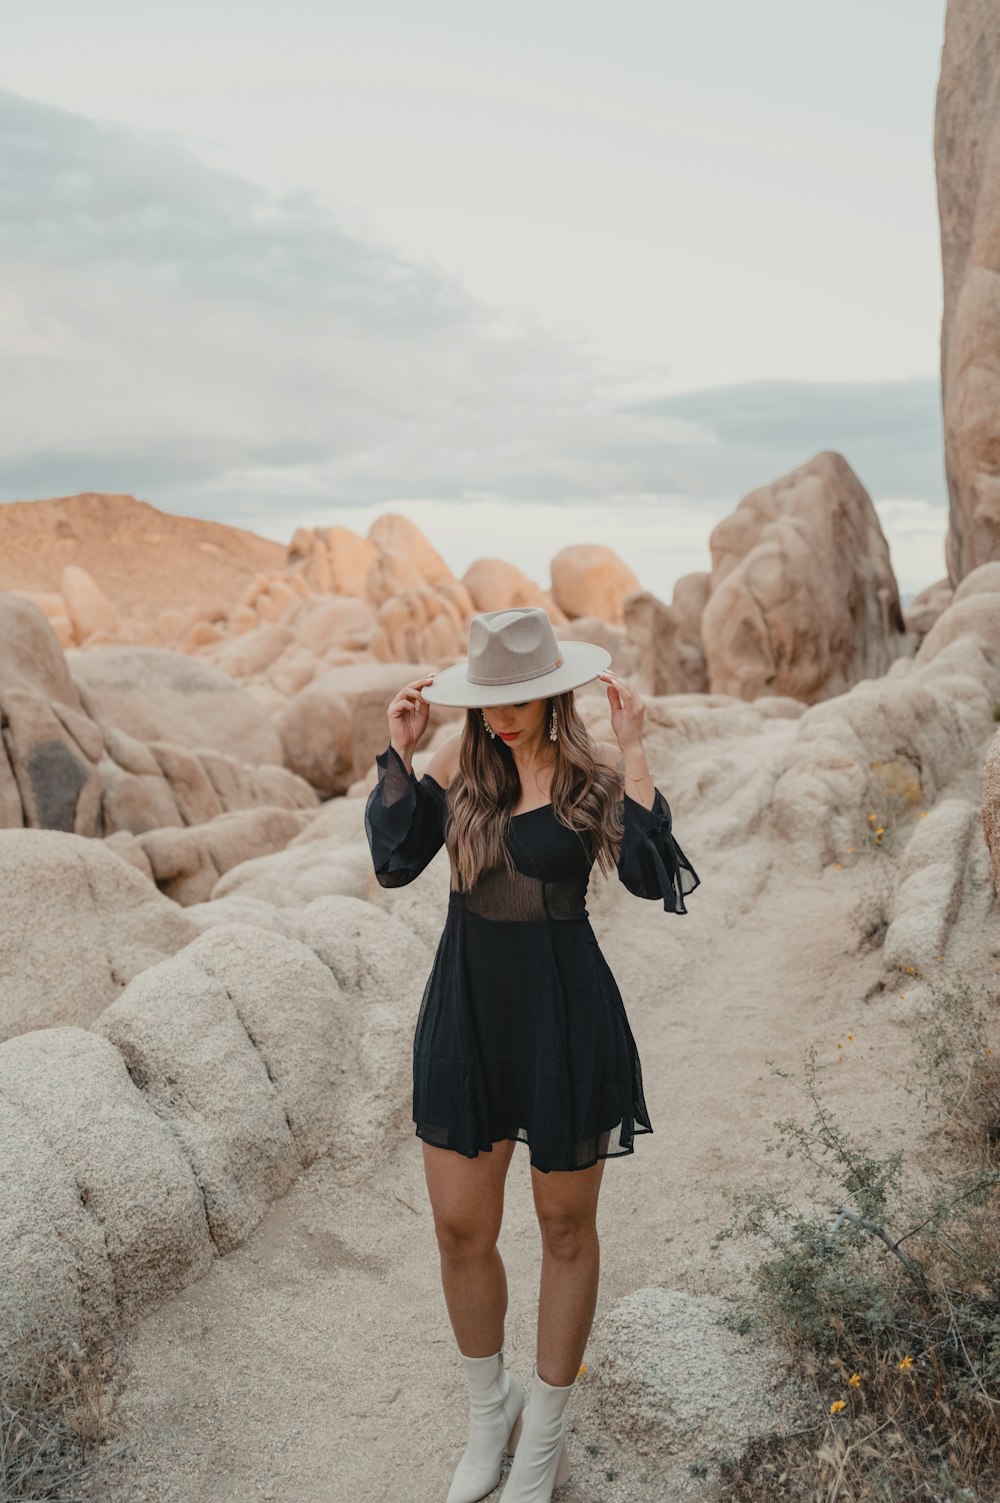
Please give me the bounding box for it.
[388,675,434,762]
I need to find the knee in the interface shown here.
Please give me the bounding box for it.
[537,1212,597,1262]
[433,1213,499,1264]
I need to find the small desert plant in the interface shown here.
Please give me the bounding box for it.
[858,759,924,858]
[905,974,1000,1168]
[0,1316,130,1502]
[715,1022,1000,1502]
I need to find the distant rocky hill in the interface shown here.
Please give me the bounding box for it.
[0,492,285,622]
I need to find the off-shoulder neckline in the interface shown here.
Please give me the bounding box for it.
[422,770,551,819]
[420,767,659,818]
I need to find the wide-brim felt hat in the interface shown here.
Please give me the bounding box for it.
[421,607,611,708]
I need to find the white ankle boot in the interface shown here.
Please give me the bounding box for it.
[446,1348,525,1503]
[497,1365,574,1501]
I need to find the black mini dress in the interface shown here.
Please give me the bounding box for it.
[365,745,701,1173]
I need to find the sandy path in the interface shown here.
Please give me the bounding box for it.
[109,831,922,1503]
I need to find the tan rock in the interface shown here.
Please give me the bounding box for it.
[226,605,258,637]
[315,525,379,597]
[277,661,459,797]
[703,451,905,702]
[116,806,316,905]
[366,547,426,605]
[623,592,688,696]
[0,492,286,629]
[772,565,1000,865]
[550,544,641,624]
[69,646,284,765]
[555,617,637,676]
[0,1027,212,1344]
[210,624,297,681]
[463,558,553,614]
[369,515,454,588]
[904,577,954,636]
[936,0,1000,581]
[0,594,83,707]
[48,614,76,649]
[370,586,466,664]
[0,830,196,1041]
[290,596,377,657]
[60,564,120,641]
[0,686,102,834]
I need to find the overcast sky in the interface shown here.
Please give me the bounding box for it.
[0,1,949,598]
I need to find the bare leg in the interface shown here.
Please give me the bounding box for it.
[422,1138,517,1356]
[530,1157,606,1386]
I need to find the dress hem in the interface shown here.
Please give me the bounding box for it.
[413,1123,653,1174]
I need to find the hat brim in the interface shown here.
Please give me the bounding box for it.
[421,641,612,708]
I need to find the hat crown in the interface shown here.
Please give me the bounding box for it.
[467,608,563,688]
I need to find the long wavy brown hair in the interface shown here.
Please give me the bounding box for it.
[445,690,624,890]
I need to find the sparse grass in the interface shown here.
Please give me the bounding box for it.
[714,986,1000,1503]
[0,1315,131,1502]
[859,759,925,859]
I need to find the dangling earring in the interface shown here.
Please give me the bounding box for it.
[482,710,496,740]
[549,703,558,742]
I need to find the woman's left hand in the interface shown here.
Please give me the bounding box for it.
[599,669,646,752]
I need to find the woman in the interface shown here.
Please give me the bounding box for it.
[364,606,700,1503]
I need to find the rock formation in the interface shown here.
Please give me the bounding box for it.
[0,596,317,838]
[0,492,285,632]
[550,543,641,625]
[702,451,907,702]
[936,0,1000,581]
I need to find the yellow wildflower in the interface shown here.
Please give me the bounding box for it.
[898,1355,913,1370]
[875,826,885,836]
[833,862,842,870]
[577,1363,587,1379]
[830,1399,847,1413]
[867,813,876,822]
[848,1374,862,1387]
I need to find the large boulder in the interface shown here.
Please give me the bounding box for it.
[702,451,906,703]
[60,564,120,642]
[589,1287,808,1473]
[463,558,566,623]
[936,0,1000,581]
[286,524,378,597]
[0,1028,213,1353]
[0,597,315,836]
[905,577,955,637]
[550,544,641,625]
[69,647,284,766]
[0,831,196,1041]
[771,562,1000,865]
[368,514,455,593]
[107,805,318,905]
[277,661,460,796]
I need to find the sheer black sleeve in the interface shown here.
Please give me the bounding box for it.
[365,744,447,887]
[617,788,701,913]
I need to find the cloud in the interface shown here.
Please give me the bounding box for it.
[0,87,946,549]
[633,378,946,505]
